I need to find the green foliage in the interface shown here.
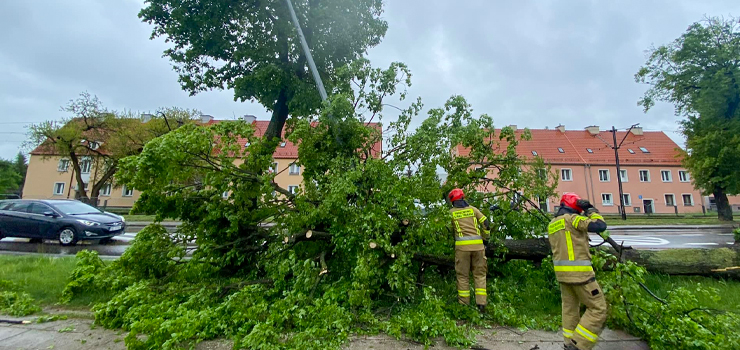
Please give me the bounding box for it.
[63,59,558,349]
[734,227,740,243]
[636,16,740,220]
[595,251,740,349]
[0,157,22,196]
[139,0,388,140]
[0,280,41,317]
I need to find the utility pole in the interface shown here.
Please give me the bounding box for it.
[284,0,328,102]
[608,124,639,220]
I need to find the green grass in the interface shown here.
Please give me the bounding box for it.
[604,214,738,226]
[643,274,740,313]
[0,255,110,308]
[122,214,177,222]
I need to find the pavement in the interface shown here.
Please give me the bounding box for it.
[0,316,649,350]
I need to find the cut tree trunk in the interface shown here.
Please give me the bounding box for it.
[413,238,740,279]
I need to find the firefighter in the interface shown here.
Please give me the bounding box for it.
[448,188,491,312]
[548,192,608,350]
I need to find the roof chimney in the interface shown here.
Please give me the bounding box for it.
[556,124,566,133]
[200,114,214,124]
[141,113,153,123]
[631,126,643,136]
[585,125,599,135]
[508,124,517,131]
[242,114,257,123]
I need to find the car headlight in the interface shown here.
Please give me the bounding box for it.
[76,220,101,226]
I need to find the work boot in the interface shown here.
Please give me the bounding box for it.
[563,344,579,350]
[477,304,486,313]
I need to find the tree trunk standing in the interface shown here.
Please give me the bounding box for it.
[265,88,290,141]
[89,162,118,207]
[68,152,88,201]
[714,187,733,221]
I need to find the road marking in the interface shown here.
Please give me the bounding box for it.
[592,235,670,247]
[685,243,719,246]
[719,234,735,236]
[679,234,704,237]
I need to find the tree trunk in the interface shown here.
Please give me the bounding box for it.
[68,152,88,200]
[265,87,290,141]
[714,187,733,221]
[413,238,740,279]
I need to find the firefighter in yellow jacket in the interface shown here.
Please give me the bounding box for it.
[448,188,491,312]
[549,193,608,350]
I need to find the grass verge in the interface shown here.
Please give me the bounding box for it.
[0,255,111,309]
[643,274,740,313]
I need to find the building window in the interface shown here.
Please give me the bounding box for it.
[639,147,650,153]
[561,168,572,181]
[586,148,593,153]
[682,194,694,206]
[678,171,690,182]
[269,162,278,173]
[627,148,635,154]
[661,170,672,182]
[598,169,610,182]
[222,191,229,199]
[288,185,298,194]
[531,150,538,156]
[280,142,287,148]
[57,159,70,172]
[122,185,134,197]
[622,193,632,206]
[619,169,628,182]
[665,194,675,206]
[100,183,111,196]
[536,168,547,180]
[89,141,100,150]
[53,182,65,195]
[289,163,300,175]
[557,147,565,153]
[601,193,613,206]
[80,157,92,174]
[639,170,650,182]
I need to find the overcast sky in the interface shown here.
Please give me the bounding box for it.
[1,0,739,160]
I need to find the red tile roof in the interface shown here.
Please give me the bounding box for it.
[456,128,683,166]
[209,119,382,159]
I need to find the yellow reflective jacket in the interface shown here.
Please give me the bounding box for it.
[547,212,605,284]
[450,206,490,252]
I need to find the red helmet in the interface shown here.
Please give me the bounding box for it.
[448,188,464,202]
[560,192,583,212]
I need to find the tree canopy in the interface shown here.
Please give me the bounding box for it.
[636,16,740,221]
[139,0,388,141]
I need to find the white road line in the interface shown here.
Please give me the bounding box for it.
[685,243,719,246]
[719,234,735,236]
[679,234,704,237]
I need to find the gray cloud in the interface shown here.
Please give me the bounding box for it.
[1,0,739,159]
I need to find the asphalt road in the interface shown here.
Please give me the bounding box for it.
[0,226,735,258]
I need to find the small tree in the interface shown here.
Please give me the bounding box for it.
[636,16,740,221]
[13,152,27,197]
[28,92,198,204]
[0,158,21,197]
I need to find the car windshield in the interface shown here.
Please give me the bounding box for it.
[53,201,102,215]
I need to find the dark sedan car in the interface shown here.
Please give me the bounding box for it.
[0,199,126,246]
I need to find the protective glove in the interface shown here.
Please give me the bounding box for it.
[585,207,600,216]
[576,199,593,211]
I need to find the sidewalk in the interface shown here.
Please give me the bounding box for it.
[0,317,649,350]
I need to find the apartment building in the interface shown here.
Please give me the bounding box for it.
[456,125,717,215]
[23,115,382,209]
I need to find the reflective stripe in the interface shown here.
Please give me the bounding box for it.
[453,209,475,219]
[456,240,484,246]
[554,265,594,272]
[572,216,585,229]
[475,288,486,296]
[458,290,470,296]
[563,328,574,338]
[456,235,483,241]
[479,215,487,224]
[590,214,604,220]
[454,220,462,235]
[553,260,592,266]
[548,219,565,234]
[565,231,575,261]
[576,325,598,342]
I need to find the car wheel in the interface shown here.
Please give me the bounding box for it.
[58,227,78,246]
[29,238,43,244]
